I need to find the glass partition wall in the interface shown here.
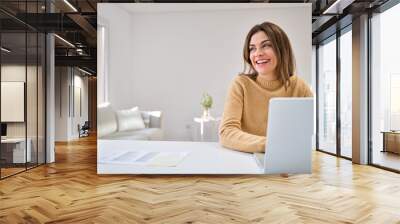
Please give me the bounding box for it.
[316,0,400,172]
[370,2,400,171]
[0,30,27,177]
[0,3,46,179]
[339,27,352,159]
[317,35,337,155]
[316,25,353,159]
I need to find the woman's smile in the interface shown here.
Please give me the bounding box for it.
[249,31,278,79]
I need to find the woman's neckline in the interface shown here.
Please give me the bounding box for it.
[255,75,283,91]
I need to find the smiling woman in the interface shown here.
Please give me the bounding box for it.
[97,3,312,175]
[219,21,313,153]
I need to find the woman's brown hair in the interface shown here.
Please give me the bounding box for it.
[241,22,296,89]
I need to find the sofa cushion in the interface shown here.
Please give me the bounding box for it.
[116,107,146,131]
[140,111,162,128]
[140,112,151,128]
[149,111,162,128]
[97,103,118,138]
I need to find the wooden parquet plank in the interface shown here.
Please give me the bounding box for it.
[1,135,400,223]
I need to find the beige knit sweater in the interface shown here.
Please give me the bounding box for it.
[219,74,313,153]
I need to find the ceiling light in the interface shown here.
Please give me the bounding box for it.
[1,47,11,53]
[78,67,93,76]
[323,0,354,15]
[63,0,78,12]
[54,34,75,48]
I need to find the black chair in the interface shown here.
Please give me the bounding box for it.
[78,121,90,138]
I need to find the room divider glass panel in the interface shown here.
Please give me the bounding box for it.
[317,36,337,155]
[37,32,45,165]
[27,31,38,169]
[371,3,400,171]
[0,1,46,179]
[0,31,28,178]
[26,0,43,169]
[38,0,46,165]
[339,28,352,158]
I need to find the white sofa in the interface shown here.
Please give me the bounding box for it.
[97,104,164,140]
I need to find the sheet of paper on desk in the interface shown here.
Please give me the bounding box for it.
[146,152,189,167]
[99,151,189,167]
[99,151,146,164]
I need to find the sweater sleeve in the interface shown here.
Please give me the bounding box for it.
[300,79,314,97]
[219,78,266,153]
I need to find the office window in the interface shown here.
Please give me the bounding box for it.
[371,2,400,171]
[318,36,337,155]
[340,28,352,158]
[390,75,400,130]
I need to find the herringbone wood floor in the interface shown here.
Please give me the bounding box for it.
[1,135,400,224]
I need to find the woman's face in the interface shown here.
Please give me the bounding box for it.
[249,31,278,79]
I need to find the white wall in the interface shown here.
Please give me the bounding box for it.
[99,3,311,141]
[1,66,27,139]
[72,74,89,137]
[1,64,46,164]
[55,67,89,141]
[97,4,132,105]
[97,26,108,104]
[55,67,69,141]
[1,65,37,137]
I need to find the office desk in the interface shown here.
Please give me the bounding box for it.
[1,138,31,163]
[381,131,400,154]
[98,140,261,174]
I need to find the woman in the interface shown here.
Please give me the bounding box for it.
[219,21,313,153]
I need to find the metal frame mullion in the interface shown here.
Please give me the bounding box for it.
[44,0,48,165]
[24,0,28,171]
[36,0,39,168]
[367,10,373,166]
[336,28,341,157]
[316,44,320,151]
[0,24,2,179]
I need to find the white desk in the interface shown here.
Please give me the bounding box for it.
[98,140,261,174]
[1,138,31,163]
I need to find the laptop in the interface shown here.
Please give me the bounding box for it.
[254,97,314,174]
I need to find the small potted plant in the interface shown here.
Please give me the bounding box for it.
[200,93,213,120]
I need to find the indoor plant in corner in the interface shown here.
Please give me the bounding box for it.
[200,93,213,120]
